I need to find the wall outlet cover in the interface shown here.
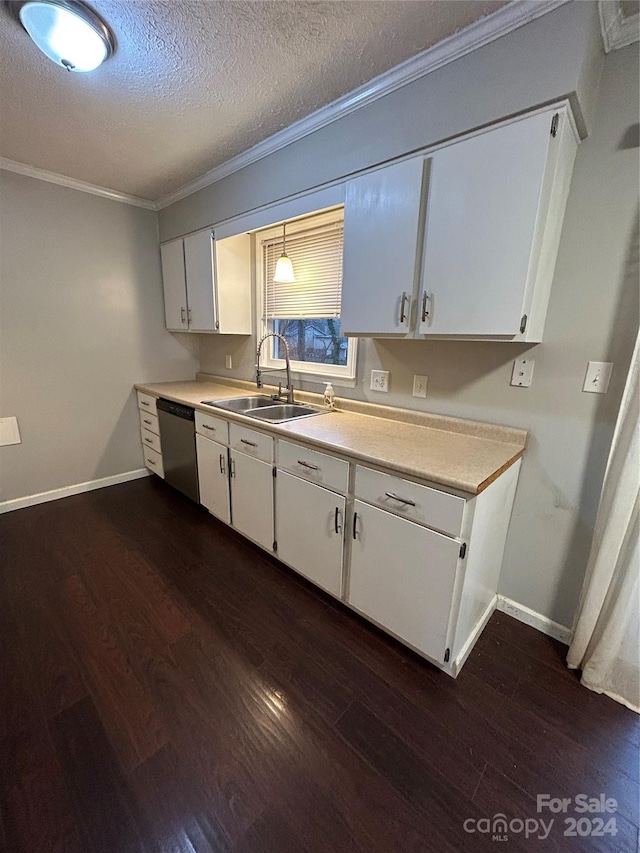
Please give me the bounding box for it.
[0,417,21,446]
[370,370,389,392]
[511,358,535,387]
[412,375,428,398]
[583,361,613,394]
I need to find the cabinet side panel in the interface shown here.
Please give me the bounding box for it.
[523,113,578,341]
[452,459,521,661]
[215,233,252,335]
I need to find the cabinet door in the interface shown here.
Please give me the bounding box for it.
[348,500,460,662]
[341,156,426,336]
[230,450,274,551]
[418,111,553,337]
[196,434,230,525]
[276,472,345,597]
[184,230,217,332]
[160,239,188,331]
[214,233,252,335]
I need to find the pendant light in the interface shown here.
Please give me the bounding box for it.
[16,0,115,72]
[273,221,295,283]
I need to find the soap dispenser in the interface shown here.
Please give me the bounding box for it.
[323,382,336,410]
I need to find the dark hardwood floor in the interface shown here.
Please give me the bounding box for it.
[1,477,638,852]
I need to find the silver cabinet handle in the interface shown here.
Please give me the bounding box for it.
[334,507,341,534]
[202,424,216,431]
[181,306,186,324]
[352,511,358,540]
[144,437,153,444]
[297,459,319,471]
[421,291,431,323]
[143,419,152,425]
[241,438,257,447]
[140,401,150,407]
[219,453,225,475]
[230,458,236,478]
[399,292,410,324]
[385,491,416,507]
[187,307,192,326]
[147,457,156,466]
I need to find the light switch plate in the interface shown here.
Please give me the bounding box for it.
[412,375,428,398]
[511,358,535,387]
[0,417,21,446]
[371,370,389,392]
[583,361,613,394]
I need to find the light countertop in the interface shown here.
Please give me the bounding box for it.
[135,376,526,495]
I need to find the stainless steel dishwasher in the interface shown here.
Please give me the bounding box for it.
[156,398,199,502]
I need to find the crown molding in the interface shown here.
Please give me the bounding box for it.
[156,0,569,210]
[0,158,158,210]
[598,0,640,52]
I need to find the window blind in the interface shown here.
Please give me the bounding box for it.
[263,217,343,320]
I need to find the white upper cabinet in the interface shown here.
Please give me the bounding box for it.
[340,156,427,336]
[160,230,251,334]
[417,108,576,340]
[340,104,577,341]
[160,239,188,331]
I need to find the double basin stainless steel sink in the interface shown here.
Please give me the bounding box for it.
[201,395,327,424]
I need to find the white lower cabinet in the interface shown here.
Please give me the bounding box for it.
[348,499,461,663]
[276,471,345,597]
[229,449,274,551]
[196,434,231,525]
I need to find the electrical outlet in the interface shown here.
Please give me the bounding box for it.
[583,361,613,394]
[412,375,428,398]
[370,370,389,392]
[225,355,233,369]
[511,358,535,387]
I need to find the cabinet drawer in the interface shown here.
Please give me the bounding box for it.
[139,411,159,435]
[140,428,162,454]
[229,424,273,463]
[355,465,465,537]
[143,446,164,478]
[196,411,229,443]
[137,392,157,415]
[278,440,348,494]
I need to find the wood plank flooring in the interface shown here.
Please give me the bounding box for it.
[1,477,638,852]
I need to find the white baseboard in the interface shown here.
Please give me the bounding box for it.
[0,468,150,514]
[496,595,572,645]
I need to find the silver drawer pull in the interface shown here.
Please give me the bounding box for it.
[219,453,225,475]
[385,491,416,507]
[241,438,257,447]
[140,401,150,407]
[297,460,319,471]
[144,437,153,444]
[202,424,216,431]
[143,419,152,425]
[147,458,156,466]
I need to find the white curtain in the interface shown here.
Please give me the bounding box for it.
[567,331,640,712]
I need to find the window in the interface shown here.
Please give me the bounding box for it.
[257,207,357,380]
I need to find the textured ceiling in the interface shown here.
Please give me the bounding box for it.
[0,0,506,200]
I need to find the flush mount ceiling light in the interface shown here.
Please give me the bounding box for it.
[15,0,115,72]
[273,221,295,283]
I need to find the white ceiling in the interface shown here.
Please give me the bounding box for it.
[0,0,507,201]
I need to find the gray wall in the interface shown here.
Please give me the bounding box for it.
[161,10,639,628]
[0,171,199,503]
